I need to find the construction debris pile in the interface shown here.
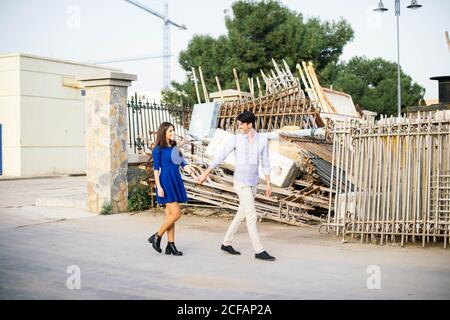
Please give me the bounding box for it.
[140,59,365,227]
[137,58,450,248]
[179,136,332,226]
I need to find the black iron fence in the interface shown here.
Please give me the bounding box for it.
[127,93,192,154]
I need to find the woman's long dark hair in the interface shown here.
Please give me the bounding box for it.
[155,122,177,148]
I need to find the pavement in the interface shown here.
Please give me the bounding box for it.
[0,176,449,300]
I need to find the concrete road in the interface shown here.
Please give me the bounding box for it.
[0,176,449,299]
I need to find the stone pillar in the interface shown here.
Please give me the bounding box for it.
[76,71,137,214]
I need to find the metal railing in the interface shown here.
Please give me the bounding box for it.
[127,93,192,154]
[216,86,322,133]
[323,111,450,247]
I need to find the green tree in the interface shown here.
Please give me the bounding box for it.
[163,0,354,106]
[323,57,425,115]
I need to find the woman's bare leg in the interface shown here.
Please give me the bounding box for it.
[168,223,175,242]
[156,206,170,237]
[166,203,176,242]
[157,202,181,238]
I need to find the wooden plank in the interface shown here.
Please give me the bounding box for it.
[192,67,202,104]
[233,68,242,101]
[198,66,210,103]
[215,76,225,103]
[307,61,337,113]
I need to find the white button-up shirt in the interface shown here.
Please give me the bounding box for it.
[208,130,271,186]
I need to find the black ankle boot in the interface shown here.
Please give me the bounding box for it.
[165,242,183,256]
[148,232,162,253]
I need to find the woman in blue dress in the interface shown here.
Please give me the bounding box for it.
[148,122,194,256]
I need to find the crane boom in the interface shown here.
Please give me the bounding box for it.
[87,54,171,65]
[124,0,187,29]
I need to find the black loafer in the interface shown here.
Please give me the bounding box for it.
[221,244,241,255]
[255,250,276,261]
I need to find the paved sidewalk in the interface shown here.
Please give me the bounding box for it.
[0,177,449,299]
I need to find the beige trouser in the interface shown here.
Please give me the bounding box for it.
[223,179,264,254]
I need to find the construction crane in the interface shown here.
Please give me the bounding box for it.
[123,0,187,89]
[88,1,186,89]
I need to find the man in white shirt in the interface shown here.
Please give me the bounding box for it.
[197,111,276,261]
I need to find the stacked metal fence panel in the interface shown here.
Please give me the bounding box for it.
[323,112,450,247]
[216,86,323,133]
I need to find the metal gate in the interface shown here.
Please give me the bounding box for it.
[126,93,192,154]
[323,112,450,247]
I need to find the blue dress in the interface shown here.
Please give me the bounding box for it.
[152,146,188,205]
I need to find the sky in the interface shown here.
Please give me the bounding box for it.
[0,0,449,100]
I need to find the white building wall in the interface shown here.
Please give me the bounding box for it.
[0,55,21,176]
[0,53,119,177]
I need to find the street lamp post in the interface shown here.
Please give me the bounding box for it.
[374,0,423,117]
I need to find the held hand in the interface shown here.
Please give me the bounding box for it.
[184,166,194,176]
[265,184,272,197]
[157,186,165,198]
[179,138,190,146]
[197,173,207,185]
